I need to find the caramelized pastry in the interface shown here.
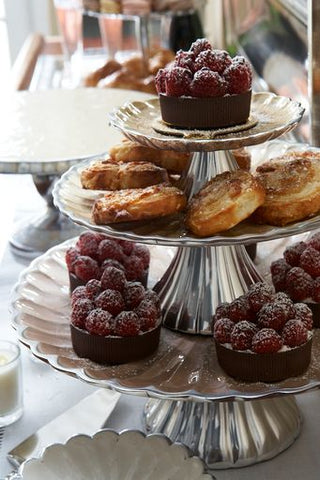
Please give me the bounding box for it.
[92,183,187,224]
[231,147,251,171]
[84,59,121,87]
[252,151,320,226]
[81,159,169,190]
[186,170,265,237]
[109,138,190,174]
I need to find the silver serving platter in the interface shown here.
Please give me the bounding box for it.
[108,92,304,152]
[10,237,320,401]
[19,429,213,480]
[0,88,151,175]
[53,140,320,246]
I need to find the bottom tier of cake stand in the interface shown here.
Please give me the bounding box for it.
[143,395,301,470]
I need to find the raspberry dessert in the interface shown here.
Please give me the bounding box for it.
[270,232,320,327]
[213,282,313,382]
[155,38,252,129]
[70,268,162,364]
[66,231,150,293]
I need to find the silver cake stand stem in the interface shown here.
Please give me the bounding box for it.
[143,396,301,470]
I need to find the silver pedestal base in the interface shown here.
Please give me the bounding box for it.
[143,396,301,470]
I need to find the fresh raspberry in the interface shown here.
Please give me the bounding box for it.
[135,299,159,331]
[230,321,258,351]
[285,267,313,301]
[194,49,232,74]
[307,232,320,251]
[251,328,283,353]
[174,49,196,73]
[132,244,150,269]
[190,68,226,97]
[98,239,125,263]
[95,233,109,244]
[283,241,307,266]
[114,311,140,337]
[189,38,212,57]
[144,289,161,311]
[224,56,252,94]
[213,318,235,344]
[65,247,79,273]
[247,282,274,313]
[85,279,102,300]
[85,308,113,336]
[282,319,308,347]
[165,67,192,97]
[71,286,88,306]
[271,258,291,292]
[293,303,313,330]
[95,289,125,316]
[213,302,231,321]
[71,298,93,328]
[76,231,100,258]
[155,68,167,94]
[313,277,320,302]
[73,255,100,282]
[228,295,255,323]
[117,239,135,256]
[124,282,145,309]
[257,302,292,332]
[123,254,145,281]
[272,292,296,319]
[100,266,127,293]
[299,246,320,278]
[101,258,125,273]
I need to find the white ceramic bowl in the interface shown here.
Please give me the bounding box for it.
[19,429,214,480]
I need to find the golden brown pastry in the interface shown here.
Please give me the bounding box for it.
[92,183,187,224]
[186,170,265,237]
[109,139,190,174]
[84,59,121,87]
[148,49,175,74]
[100,0,121,12]
[81,158,169,190]
[252,151,320,226]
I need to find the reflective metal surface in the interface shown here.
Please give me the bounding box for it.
[144,396,301,469]
[108,93,304,152]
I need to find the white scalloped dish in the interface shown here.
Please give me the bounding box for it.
[19,430,213,480]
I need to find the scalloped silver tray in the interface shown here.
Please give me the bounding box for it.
[108,92,304,152]
[53,140,320,246]
[10,238,320,401]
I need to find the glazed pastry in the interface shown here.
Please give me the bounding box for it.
[152,0,194,11]
[231,147,251,171]
[186,170,265,237]
[100,0,121,12]
[109,138,190,173]
[84,59,121,87]
[122,0,151,15]
[148,49,175,74]
[92,183,187,224]
[252,151,320,226]
[80,159,169,190]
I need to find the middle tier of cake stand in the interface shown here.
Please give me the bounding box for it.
[16,92,317,470]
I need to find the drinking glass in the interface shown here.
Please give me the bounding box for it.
[53,0,83,85]
[0,340,23,426]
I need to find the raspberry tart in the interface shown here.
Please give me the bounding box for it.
[271,231,320,327]
[213,282,313,382]
[66,231,150,292]
[155,38,252,129]
[70,268,162,364]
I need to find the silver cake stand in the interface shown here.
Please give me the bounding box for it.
[14,91,319,471]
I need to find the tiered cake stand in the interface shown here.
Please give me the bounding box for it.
[11,92,320,471]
